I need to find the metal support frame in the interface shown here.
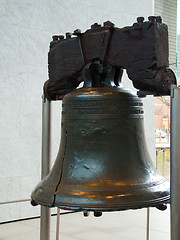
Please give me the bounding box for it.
[40,95,51,240]
[170,85,180,240]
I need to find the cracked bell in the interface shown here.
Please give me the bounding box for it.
[31,85,170,211]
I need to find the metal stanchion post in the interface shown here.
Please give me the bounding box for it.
[162,148,165,176]
[146,135,160,240]
[56,208,60,240]
[40,95,51,240]
[146,208,150,240]
[170,85,180,240]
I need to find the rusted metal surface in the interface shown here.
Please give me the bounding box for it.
[45,16,176,100]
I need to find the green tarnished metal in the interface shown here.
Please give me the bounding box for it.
[31,85,170,211]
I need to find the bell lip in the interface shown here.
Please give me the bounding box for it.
[31,196,55,208]
[31,195,170,211]
[31,192,55,208]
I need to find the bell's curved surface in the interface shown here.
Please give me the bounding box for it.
[31,86,170,211]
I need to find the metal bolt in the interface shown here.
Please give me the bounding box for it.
[83,210,90,217]
[148,16,156,22]
[137,17,144,23]
[52,35,64,41]
[52,35,59,41]
[94,211,102,217]
[66,32,72,39]
[59,35,64,40]
[73,29,81,36]
[156,203,167,211]
[156,16,162,23]
[91,23,101,29]
[103,21,115,28]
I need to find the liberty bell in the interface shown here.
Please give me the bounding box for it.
[31,61,170,213]
[31,18,176,214]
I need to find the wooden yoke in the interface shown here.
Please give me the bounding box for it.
[45,16,176,100]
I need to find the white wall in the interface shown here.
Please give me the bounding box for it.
[0,0,154,222]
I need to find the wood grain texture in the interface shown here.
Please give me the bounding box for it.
[46,19,175,100]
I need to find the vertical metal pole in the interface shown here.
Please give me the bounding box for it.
[170,85,180,240]
[56,208,60,240]
[162,148,165,176]
[146,208,150,240]
[40,95,51,240]
[146,136,159,240]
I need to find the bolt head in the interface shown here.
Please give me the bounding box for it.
[137,17,144,23]
[156,16,162,23]
[94,211,102,217]
[52,35,59,41]
[59,35,64,40]
[91,23,101,29]
[148,16,156,22]
[66,32,72,39]
[103,21,115,28]
[73,29,81,35]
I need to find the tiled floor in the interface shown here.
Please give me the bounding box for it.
[0,206,170,240]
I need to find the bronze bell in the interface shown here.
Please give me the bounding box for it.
[31,63,170,212]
